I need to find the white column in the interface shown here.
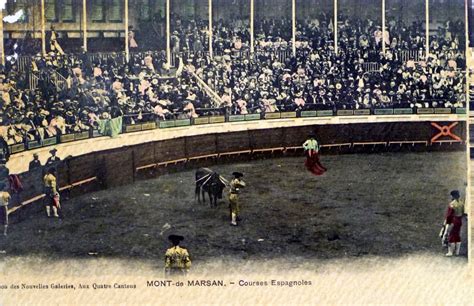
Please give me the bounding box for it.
[464,0,471,269]
[125,0,129,62]
[0,8,4,66]
[166,0,170,67]
[334,0,338,54]
[83,0,87,51]
[382,0,386,54]
[292,0,296,57]
[209,0,213,58]
[425,0,429,56]
[250,0,254,53]
[41,0,46,56]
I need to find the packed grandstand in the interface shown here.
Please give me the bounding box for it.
[0,13,467,146]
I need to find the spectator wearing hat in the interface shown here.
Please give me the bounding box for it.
[171,31,180,53]
[0,152,9,191]
[443,190,465,257]
[165,234,191,276]
[46,148,61,166]
[0,14,466,139]
[128,26,139,49]
[229,171,246,226]
[29,153,42,171]
[49,25,64,55]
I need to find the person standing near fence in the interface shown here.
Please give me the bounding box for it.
[443,190,465,257]
[46,148,61,166]
[229,172,246,226]
[0,182,10,236]
[29,153,42,171]
[43,167,59,218]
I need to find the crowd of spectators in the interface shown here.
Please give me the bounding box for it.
[188,14,465,114]
[0,14,467,146]
[0,48,214,145]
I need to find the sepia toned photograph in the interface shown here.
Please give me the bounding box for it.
[0,0,472,304]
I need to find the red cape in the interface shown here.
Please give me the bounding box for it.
[305,151,327,176]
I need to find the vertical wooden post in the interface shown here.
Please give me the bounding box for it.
[166,0,171,67]
[125,0,129,62]
[41,0,46,56]
[425,0,429,56]
[0,8,4,66]
[382,0,386,54]
[292,0,296,57]
[209,0,213,58]
[250,0,254,53]
[334,0,338,55]
[83,0,87,51]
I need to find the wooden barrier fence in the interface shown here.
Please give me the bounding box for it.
[9,121,466,216]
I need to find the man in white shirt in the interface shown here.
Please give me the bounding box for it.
[302,134,327,176]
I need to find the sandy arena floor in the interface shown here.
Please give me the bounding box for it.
[0,151,471,305]
[0,151,468,261]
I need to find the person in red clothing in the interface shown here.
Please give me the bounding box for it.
[443,190,464,257]
[302,134,327,176]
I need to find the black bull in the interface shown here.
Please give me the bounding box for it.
[195,168,227,207]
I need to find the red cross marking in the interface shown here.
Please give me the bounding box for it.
[430,122,462,143]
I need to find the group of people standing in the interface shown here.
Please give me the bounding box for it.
[166,138,321,276]
[301,134,466,258]
[29,148,62,218]
[0,140,463,279]
[0,147,65,242]
[165,170,246,276]
[28,148,61,171]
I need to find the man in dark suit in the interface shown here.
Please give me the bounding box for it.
[29,153,42,171]
[46,148,61,166]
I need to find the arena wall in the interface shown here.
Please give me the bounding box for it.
[7,117,466,219]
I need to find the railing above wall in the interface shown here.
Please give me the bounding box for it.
[28,70,68,91]
[18,56,32,72]
[28,73,39,90]
[6,107,466,158]
[14,48,463,73]
[362,62,382,72]
[399,50,426,62]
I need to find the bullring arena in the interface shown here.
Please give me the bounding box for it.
[1,114,472,304]
[2,115,471,258]
[0,0,473,304]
